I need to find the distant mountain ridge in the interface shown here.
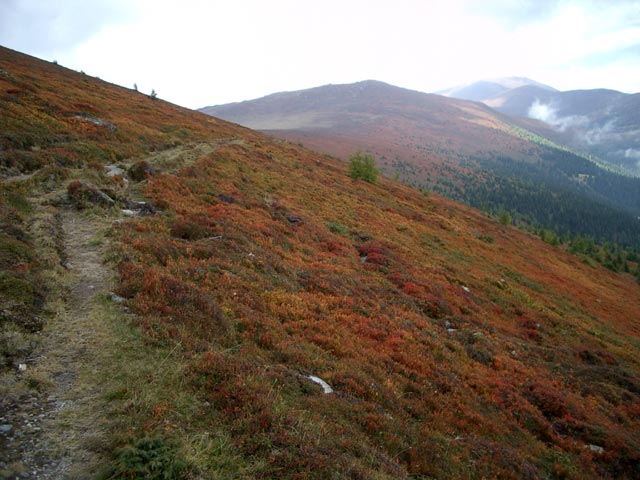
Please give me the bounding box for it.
[439,79,640,174]
[436,76,557,102]
[201,80,640,244]
[205,80,448,130]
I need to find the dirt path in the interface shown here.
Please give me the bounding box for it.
[1,143,227,478]
[1,209,114,479]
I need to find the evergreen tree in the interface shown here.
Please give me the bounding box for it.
[348,152,379,184]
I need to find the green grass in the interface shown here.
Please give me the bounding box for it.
[98,437,189,480]
[93,294,257,478]
[327,221,349,236]
[3,191,32,215]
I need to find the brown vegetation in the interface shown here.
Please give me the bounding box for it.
[1,46,639,479]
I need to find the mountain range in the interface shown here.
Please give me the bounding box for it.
[439,77,640,174]
[201,80,640,244]
[1,45,640,478]
[435,76,557,102]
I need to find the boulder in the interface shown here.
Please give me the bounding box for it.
[66,180,115,208]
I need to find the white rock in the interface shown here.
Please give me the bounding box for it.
[110,293,126,304]
[105,165,125,177]
[587,444,604,454]
[308,375,333,394]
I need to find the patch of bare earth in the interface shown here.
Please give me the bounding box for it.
[0,210,115,479]
[1,143,228,479]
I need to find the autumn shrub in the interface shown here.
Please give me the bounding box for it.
[169,220,210,240]
[401,281,423,296]
[357,242,390,266]
[128,160,155,182]
[527,384,569,420]
[578,349,618,366]
[552,418,608,446]
[465,344,494,365]
[116,260,145,299]
[0,150,43,173]
[66,180,115,208]
[467,439,541,480]
[419,294,453,319]
[186,351,350,478]
[32,164,70,189]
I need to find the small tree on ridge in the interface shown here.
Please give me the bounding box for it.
[348,152,379,184]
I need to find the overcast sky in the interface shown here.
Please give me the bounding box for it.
[1,0,639,109]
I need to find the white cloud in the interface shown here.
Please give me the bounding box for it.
[1,0,639,108]
[527,100,590,132]
[0,0,133,56]
[527,98,621,147]
[528,100,557,124]
[624,148,640,160]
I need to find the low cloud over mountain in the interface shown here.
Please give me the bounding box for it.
[442,80,640,175]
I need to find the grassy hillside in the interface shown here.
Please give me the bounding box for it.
[2,46,640,479]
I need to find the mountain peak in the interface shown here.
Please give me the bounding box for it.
[436,77,556,101]
[484,76,557,91]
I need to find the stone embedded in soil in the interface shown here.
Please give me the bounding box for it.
[0,424,13,433]
[109,293,125,304]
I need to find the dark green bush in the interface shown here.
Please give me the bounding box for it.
[348,152,379,184]
[102,437,189,479]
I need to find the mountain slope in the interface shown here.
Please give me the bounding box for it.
[443,81,640,174]
[202,81,640,244]
[436,77,556,102]
[496,88,640,174]
[2,46,640,479]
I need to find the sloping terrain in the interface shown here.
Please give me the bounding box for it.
[436,77,556,102]
[1,46,640,479]
[1,210,116,479]
[202,81,640,244]
[494,87,640,175]
[444,81,640,175]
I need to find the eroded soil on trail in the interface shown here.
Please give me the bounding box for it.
[1,210,115,479]
[1,142,228,479]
